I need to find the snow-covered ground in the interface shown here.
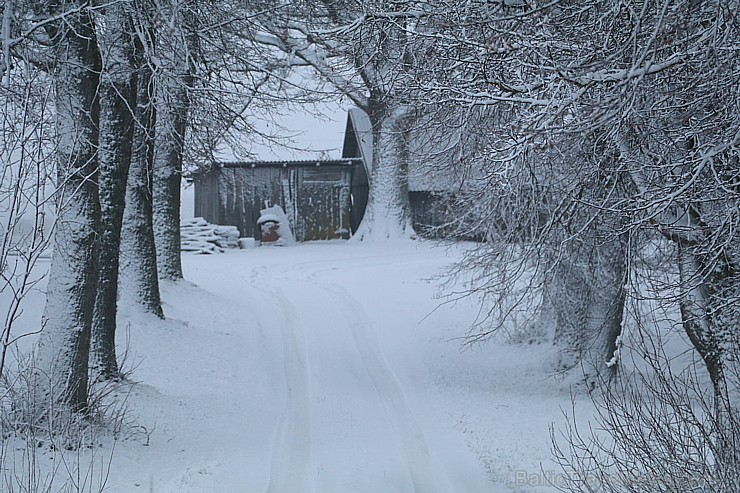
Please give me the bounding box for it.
[3,240,593,492]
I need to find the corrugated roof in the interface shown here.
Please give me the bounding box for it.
[220,158,362,168]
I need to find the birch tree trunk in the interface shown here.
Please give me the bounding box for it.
[119,42,164,318]
[90,7,137,380]
[35,6,101,412]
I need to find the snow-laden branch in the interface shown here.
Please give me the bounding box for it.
[8,1,121,48]
[253,30,368,109]
[615,129,723,247]
[564,53,685,86]
[427,93,549,106]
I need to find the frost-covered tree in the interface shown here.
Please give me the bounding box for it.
[152,0,196,281]
[254,1,419,240]
[2,0,294,406]
[30,1,103,411]
[151,0,304,273]
[417,0,739,483]
[119,2,164,318]
[420,0,738,376]
[91,2,139,380]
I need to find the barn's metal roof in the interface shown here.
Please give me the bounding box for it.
[202,108,463,194]
[219,158,362,168]
[343,108,374,177]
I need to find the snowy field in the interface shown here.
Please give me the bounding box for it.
[3,240,594,492]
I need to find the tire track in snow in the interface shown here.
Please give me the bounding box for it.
[323,283,454,493]
[245,249,442,285]
[258,286,313,493]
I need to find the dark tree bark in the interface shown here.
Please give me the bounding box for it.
[152,0,196,281]
[152,77,190,281]
[120,36,164,318]
[35,5,102,412]
[676,229,736,457]
[90,7,137,380]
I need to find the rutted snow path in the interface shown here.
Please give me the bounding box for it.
[262,286,312,493]
[188,241,500,493]
[3,240,590,492]
[239,245,484,493]
[326,283,448,492]
[105,241,542,492]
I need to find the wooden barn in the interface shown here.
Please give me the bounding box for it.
[341,108,458,236]
[193,108,457,241]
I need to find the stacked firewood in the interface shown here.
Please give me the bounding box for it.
[180,217,240,254]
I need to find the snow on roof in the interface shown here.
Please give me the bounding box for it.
[345,108,374,178]
[201,108,462,193]
[344,107,461,193]
[221,158,361,168]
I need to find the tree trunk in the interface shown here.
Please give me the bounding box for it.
[152,0,195,281]
[352,101,414,241]
[35,7,101,413]
[550,234,627,382]
[119,47,164,318]
[620,130,734,418]
[153,78,189,281]
[90,8,137,381]
[584,238,627,380]
[677,243,734,453]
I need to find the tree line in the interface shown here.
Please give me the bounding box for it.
[2,0,738,489]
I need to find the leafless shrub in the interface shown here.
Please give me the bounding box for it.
[0,66,55,382]
[551,334,740,493]
[0,419,114,493]
[0,344,147,493]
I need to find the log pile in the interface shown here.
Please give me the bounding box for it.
[181,217,240,254]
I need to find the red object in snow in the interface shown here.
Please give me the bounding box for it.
[257,214,281,243]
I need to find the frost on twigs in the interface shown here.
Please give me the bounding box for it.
[1,349,140,445]
[552,333,740,493]
[0,347,143,492]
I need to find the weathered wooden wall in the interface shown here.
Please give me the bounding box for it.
[195,164,353,242]
[220,167,283,239]
[194,169,223,225]
[298,167,352,240]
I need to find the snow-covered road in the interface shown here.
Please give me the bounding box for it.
[254,279,461,493]
[192,241,496,492]
[102,240,568,492]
